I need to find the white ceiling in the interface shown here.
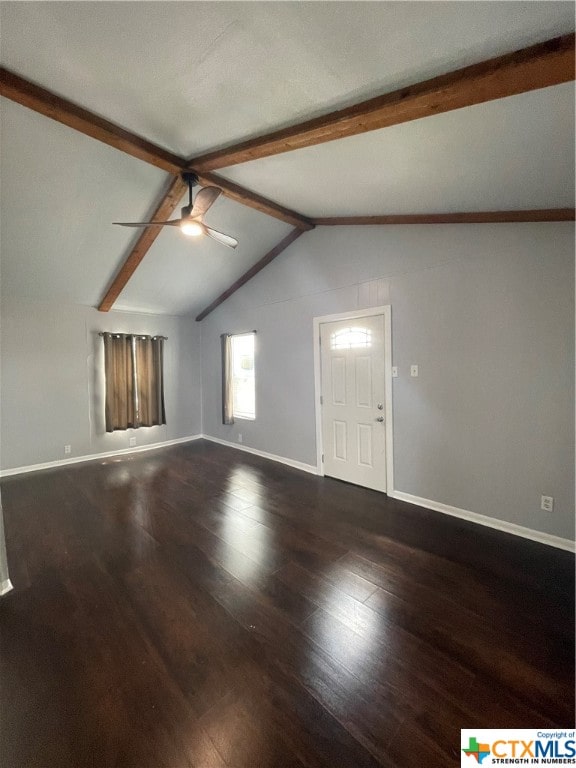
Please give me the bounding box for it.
[0,2,574,316]
[1,1,573,156]
[220,84,575,216]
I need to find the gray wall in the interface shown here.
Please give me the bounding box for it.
[1,224,573,542]
[0,299,202,470]
[200,223,575,541]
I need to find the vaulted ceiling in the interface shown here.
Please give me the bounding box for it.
[1,2,574,318]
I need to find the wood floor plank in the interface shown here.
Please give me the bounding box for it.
[203,577,400,767]
[1,439,573,768]
[198,690,308,768]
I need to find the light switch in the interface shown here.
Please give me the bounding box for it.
[411,365,419,377]
[392,366,398,378]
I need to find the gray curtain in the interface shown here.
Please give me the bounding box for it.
[103,333,166,432]
[221,333,234,425]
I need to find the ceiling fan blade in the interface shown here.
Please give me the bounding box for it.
[204,226,238,249]
[191,186,221,218]
[113,219,181,227]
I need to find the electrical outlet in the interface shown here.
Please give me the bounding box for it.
[410,365,419,377]
[64,445,71,455]
[391,366,398,378]
[238,433,243,444]
[129,437,136,447]
[541,495,554,512]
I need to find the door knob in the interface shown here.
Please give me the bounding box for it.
[376,416,384,422]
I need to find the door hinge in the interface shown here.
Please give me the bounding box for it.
[320,395,323,405]
[322,454,324,463]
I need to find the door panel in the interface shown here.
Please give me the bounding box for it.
[331,357,346,405]
[320,314,387,493]
[355,356,372,407]
[333,420,347,460]
[357,423,373,467]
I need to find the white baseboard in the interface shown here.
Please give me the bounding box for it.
[0,435,203,478]
[2,436,572,553]
[201,434,319,476]
[388,490,575,553]
[0,578,14,596]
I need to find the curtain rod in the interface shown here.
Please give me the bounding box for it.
[98,333,168,339]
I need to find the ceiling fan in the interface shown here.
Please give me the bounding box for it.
[113,172,238,249]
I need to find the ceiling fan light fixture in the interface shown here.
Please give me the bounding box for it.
[180,219,204,237]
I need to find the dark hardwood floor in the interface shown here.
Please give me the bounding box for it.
[1,439,574,767]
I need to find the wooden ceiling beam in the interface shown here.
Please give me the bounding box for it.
[0,68,314,310]
[195,171,314,230]
[196,207,574,318]
[189,33,575,172]
[314,209,576,226]
[195,229,305,321]
[0,68,312,230]
[98,175,312,313]
[97,172,312,312]
[3,47,572,315]
[98,174,187,312]
[0,67,184,173]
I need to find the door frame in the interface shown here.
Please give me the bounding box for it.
[313,306,394,491]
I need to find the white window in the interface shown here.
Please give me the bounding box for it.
[231,333,255,420]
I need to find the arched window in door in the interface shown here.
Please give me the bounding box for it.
[330,327,372,350]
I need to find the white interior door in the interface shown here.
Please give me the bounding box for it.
[320,314,387,492]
